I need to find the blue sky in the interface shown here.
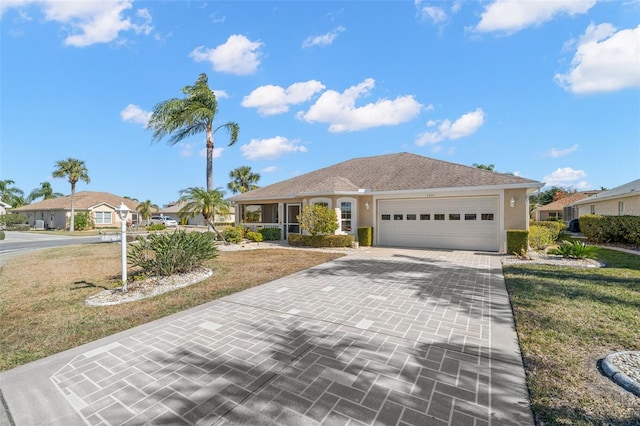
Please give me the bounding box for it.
[2,0,639,206]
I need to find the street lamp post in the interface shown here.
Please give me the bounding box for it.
[115,203,131,292]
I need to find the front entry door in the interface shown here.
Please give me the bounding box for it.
[285,204,301,238]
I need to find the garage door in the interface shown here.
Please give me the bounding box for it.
[378,197,499,251]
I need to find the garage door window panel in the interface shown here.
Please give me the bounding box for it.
[434,214,445,220]
[420,214,430,220]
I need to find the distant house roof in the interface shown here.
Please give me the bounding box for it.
[572,179,640,206]
[537,191,599,212]
[13,191,140,212]
[230,152,542,201]
[0,200,11,209]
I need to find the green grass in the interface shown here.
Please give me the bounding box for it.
[504,248,640,425]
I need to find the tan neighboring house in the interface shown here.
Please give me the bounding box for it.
[229,152,543,252]
[532,191,600,221]
[0,201,11,215]
[13,191,140,230]
[159,202,235,227]
[572,179,640,217]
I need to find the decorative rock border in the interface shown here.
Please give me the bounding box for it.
[601,351,640,397]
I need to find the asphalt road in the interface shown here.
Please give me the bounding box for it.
[0,231,105,267]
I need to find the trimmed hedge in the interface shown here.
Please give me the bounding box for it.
[0,230,4,240]
[288,234,354,248]
[357,227,373,247]
[507,230,529,255]
[580,214,640,247]
[530,220,564,242]
[258,227,281,241]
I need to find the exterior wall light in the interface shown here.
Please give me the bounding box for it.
[115,203,131,291]
[365,201,370,210]
[510,197,516,208]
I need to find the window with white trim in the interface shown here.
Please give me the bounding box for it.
[95,211,112,224]
[336,197,356,234]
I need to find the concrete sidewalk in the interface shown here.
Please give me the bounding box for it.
[0,247,532,425]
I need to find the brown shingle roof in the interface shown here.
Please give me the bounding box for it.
[537,191,595,211]
[13,191,140,211]
[230,152,541,201]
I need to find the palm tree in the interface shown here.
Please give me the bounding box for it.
[52,158,90,232]
[148,73,240,191]
[178,187,230,241]
[228,166,260,194]
[0,179,25,207]
[28,181,63,203]
[473,163,495,171]
[136,199,159,225]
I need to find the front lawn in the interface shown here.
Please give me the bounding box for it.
[504,247,640,425]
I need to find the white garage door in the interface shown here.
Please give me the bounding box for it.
[378,197,499,251]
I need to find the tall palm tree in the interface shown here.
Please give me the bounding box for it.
[0,179,25,207]
[178,187,230,241]
[228,166,261,194]
[148,73,240,191]
[52,158,90,232]
[136,199,159,225]
[28,181,63,203]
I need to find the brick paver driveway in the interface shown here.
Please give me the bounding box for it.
[1,248,532,425]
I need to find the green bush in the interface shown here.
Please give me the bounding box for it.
[223,226,244,244]
[146,224,166,231]
[288,234,354,248]
[127,230,218,276]
[530,220,564,242]
[0,213,27,227]
[258,227,281,241]
[8,224,30,231]
[298,205,339,236]
[246,231,263,242]
[0,230,5,240]
[580,214,640,247]
[507,230,529,255]
[529,225,553,250]
[74,212,93,231]
[357,227,373,247]
[549,241,597,259]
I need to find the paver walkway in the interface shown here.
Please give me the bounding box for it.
[0,248,532,425]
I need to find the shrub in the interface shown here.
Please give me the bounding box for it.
[357,227,373,247]
[127,230,218,276]
[580,214,640,247]
[549,241,597,259]
[0,230,4,240]
[223,226,244,244]
[530,220,564,242]
[507,230,529,255]
[74,212,93,231]
[529,225,553,250]
[258,227,281,241]
[298,205,339,236]
[8,224,30,231]
[146,224,166,231]
[246,231,263,242]
[0,213,27,227]
[288,234,354,248]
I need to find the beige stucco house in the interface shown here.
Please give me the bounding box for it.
[13,191,140,230]
[572,179,640,217]
[532,191,600,222]
[159,202,235,227]
[229,153,543,252]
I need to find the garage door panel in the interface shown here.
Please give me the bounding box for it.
[378,197,498,251]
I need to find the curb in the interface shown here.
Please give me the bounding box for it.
[601,352,640,397]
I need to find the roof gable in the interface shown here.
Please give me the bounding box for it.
[538,192,594,211]
[13,191,140,212]
[572,179,640,206]
[230,152,541,201]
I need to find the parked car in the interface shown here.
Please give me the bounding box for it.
[567,218,580,232]
[150,216,178,227]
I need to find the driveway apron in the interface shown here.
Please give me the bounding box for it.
[0,247,532,425]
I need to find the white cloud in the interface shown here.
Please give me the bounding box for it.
[297,78,422,132]
[240,136,307,160]
[120,104,151,126]
[198,147,223,159]
[242,80,325,116]
[416,108,485,146]
[543,167,589,188]
[415,1,447,24]
[213,90,229,99]
[547,144,578,158]
[555,23,640,94]
[179,142,196,157]
[190,34,263,75]
[3,0,154,46]
[302,26,345,48]
[261,166,278,173]
[474,0,595,34]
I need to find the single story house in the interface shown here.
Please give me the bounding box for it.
[572,179,640,217]
[159,202,235,227]
[12,191,140,230]
[532,190,600,222]
[229,152,543,252]
[0,200,11,215]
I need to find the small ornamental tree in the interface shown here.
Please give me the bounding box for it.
[298,205,339,237]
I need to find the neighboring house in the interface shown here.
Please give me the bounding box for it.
[572,179,640,217]
[229,152,543,252]
[12,191,140,230]
[159,202,235,227]
[0,201,11,215]
[532,191,600,221]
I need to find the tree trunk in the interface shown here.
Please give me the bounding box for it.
[69,182,76,232]
[207,218,228,245]
[206,128,214,191]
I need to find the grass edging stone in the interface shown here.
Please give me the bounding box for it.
[601,351,640,397]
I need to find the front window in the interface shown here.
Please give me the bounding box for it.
[95,211,112,224]
[243,205,262,223]
[340,202,352,232]
[619,202,625,215]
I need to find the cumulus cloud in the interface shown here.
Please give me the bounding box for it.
[414,0,447,23]
[543,167,589,188]
[555,23,640,94]
[416,108,485,146]
[213,90,230,99]
[2,0,154,46]
[120,104,151,126]
[297,78,422,132]
[302,26,345,48]
[474,0,595,34]
[240,136,307,160]
[242,80,326,116]
[190,34,263,75]
[547,144,578,158]
[262,166,278,173]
